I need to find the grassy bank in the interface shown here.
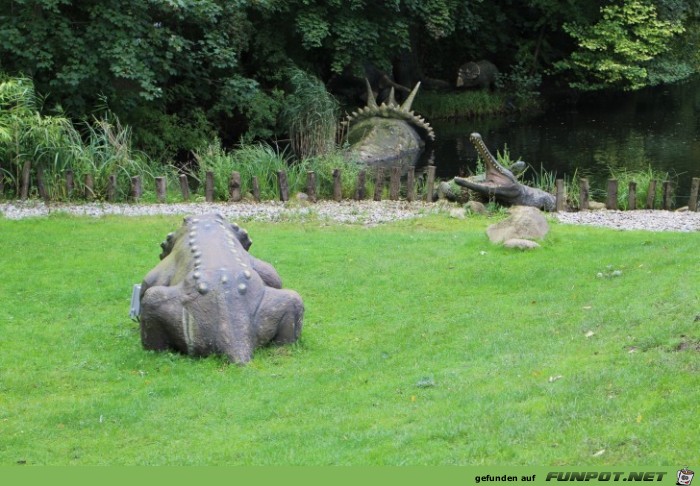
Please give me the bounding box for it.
[0,213,698,465]
[413,91,508,119]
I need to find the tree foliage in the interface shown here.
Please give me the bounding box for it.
[555,0,687,90]
[0,0,699,161]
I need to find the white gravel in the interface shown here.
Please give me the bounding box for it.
[1,200,698,231]
[0,200,441,225]
[553,209,700,232]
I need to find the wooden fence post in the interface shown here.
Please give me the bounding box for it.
[20,160,31,200]
[277,170,289,202]
[555,179,565,212]
[333,168,342,202]
[579,178,589,210]
[606,179,618,210]
[373,168,384,201]
[36,165,49,203]
[229,171,241,202]
[425,166,436,202]
[306,171,317,202]
[389,166,401,200]
[179,174,190,201]
[65,169,74,199]
[689,177,699,212]
[107,174,117,202]
[355,170,366,200]
[646,179,657,209]
[662,180,673,210]
[155,176,167,203]
[252,176,260,202]
[84,173,95,200]
[406,167,415,202]
[205,171,214,202]
[628,181,637,210]
[131,176,142,201]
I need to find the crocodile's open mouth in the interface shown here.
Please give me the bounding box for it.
[453,132,520,198]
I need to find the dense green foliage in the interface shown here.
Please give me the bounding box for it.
[555,0,689,90]
[0,214,698,464]
[1,1,699,164]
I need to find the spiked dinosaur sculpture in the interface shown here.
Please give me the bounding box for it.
[137,213,304,364]
[345,79,434,167]
[455,133,556,211]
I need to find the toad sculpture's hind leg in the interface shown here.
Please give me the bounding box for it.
[139,284,188,354]
[254,288,304,346]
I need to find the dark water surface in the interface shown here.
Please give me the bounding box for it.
[422,80,700,202]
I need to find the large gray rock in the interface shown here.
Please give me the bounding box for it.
[486,206,549,243]
[138,213,304,364]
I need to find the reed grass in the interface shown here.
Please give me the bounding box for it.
[194,141,298,201]
[609,166,675,210]
[0,76,77,199]
[0,76,177,202]
[281,69,340,159]
[69,118,173,202]
[194,141,382,201]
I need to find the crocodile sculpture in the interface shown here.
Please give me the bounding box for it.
[345,79,435,167]
[137,213,304,364]
[454,133,556,211]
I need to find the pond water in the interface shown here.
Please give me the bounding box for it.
[421,79,700,203]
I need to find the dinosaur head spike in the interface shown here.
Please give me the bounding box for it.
[364,78,378,109]
[387,87,397,107]
[400,82,421,112]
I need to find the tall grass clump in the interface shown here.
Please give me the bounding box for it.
[303,151,366,199]
[609,166,675,210]
[68,117,170,201]
[281,68,340,159]
[0,75,174,202]
[0,76,78,199]
[195,140,374,201]
[195,141,300,200]
[525,164,558,194]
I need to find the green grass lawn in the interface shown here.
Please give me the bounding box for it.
[0,212,698,465]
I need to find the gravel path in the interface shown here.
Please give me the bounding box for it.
[553,209,700,232]
[1,200,699,232]
[0,200,441,225]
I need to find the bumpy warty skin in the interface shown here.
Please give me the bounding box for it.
[138,213,303,364]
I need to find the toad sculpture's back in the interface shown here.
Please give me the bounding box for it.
[137,213,303,364]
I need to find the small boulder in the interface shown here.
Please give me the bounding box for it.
[587,201,606,210]
[465,200,487,215]
[486,206,549,243]
[449,207,466,219]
